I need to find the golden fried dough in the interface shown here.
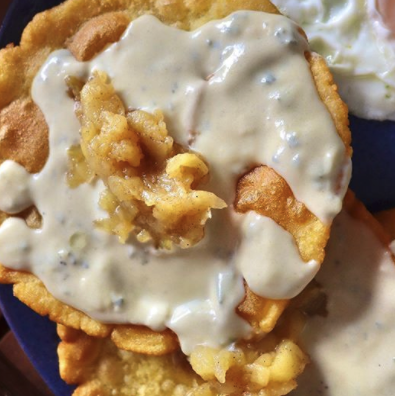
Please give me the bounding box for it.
[236,166,329,263]
[236,52,352,265]
[57,324,205,396]
[306,52,352,157]
[0,0,351,355]
[0,0,278,108]
[66,12,131,62]
[237,284,289,333]
[57,313,308,396]
[0,264,179,354]
[0,99,48,173]
[56,195,395,396]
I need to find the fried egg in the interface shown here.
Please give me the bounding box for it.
[272,0,395,121]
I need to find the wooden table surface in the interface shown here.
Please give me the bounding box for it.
[0,1,55,395]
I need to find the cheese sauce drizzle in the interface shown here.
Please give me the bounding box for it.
[291,210,395,396]
[0,11,349,353]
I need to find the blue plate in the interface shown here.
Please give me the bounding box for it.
[0,1,395,396]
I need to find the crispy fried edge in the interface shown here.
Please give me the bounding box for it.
[0,0,280,109]
[236,48,352,326]
[0,0,351,353]
[236,52,351,264]
[57,325,307,396]
[57,324,205,396]
[0,265,179,354]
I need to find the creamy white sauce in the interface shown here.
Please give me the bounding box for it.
[34,12,349,223]
[0,161,33,214]
[290,211,395,396]
[272,0,395,121]
[0,12,348,353]
[238,212,319,299]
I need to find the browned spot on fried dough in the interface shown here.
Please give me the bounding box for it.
[67,12,130,62]
[0,98,48,173]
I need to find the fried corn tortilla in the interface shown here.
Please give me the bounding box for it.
[0,0,351,355]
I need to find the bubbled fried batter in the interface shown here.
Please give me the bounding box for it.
[58,319,308,396]
[66,12,131,62]
[237,284,289,333]
[0,0,351,359]
[0,98,48,173]
[236,166,329,263]
[0,0,279,109]
[57,196,395,396]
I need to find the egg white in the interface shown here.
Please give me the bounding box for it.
[272,0,395,121]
